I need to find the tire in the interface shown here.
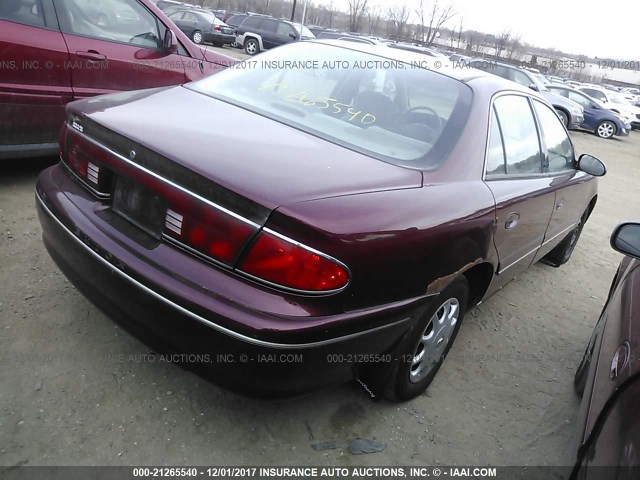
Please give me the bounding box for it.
[556,109,569,127]
[596,120,616,139]
[192,30,204,44]
[230,41,239,48]
[542,213,586,267]
[244,38,259,55]
[385,276,469,401]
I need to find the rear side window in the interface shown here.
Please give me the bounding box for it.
[486,108,506,176]
[261,19,278,32]
[0,0,45,27]
[493,95,542,175]
[240,16,262,29]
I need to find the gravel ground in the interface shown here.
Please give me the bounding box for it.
[1,130,639,467]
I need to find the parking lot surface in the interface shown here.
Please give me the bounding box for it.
[1,131,639,466]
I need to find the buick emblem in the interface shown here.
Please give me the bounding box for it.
[129,149,136,160]
[610,343,630,381]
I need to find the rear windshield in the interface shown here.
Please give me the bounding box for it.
[188,42,472,169]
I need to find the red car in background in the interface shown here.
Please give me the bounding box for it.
[0,0,234,160]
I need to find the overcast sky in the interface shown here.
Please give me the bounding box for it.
[363,0,639,59]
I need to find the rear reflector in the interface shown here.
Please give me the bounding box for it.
[239,231,349,293]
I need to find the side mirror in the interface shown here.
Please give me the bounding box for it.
[611,223,640,260]
[578,154,606,177]
[163,29,178,54]
[289,32,297,39]
[529,83,539,92]
[590,103,599,109]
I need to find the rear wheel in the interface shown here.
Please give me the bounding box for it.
[596,120,615,139]
[192,30,204,44]
[556,109,569,127]
[385,276,469,401]
[244,38,259,55]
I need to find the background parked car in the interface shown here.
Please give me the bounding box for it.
[0,0,232,159]
[571,223,640,479]
[548,85,632,139]
[167,8,235,46]
[467,60,585,129]
[236,16,315,55]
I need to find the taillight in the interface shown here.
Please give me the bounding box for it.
[163,196,255,265]
[213,25,221,31]
[63,129,113,195]
[239,231,349,293]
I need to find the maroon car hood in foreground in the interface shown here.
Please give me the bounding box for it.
[69,86,423,210]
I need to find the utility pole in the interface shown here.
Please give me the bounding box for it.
[290,0,297,21]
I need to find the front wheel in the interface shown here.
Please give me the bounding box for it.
[192,30,204,44]
[596,120,615,139]
[244,38,259,55]
[385,276,469,401]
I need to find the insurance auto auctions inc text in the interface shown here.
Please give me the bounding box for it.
[251,466,497,477]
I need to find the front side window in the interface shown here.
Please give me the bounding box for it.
[493,95,542,175]
[276,22,295,37]
[58,0,161,49]
[0,0,45,27]
[188,42,472,169]
[532,100,574,173]
[511,70,531,87]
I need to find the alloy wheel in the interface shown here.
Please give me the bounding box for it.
[409,298,460,383]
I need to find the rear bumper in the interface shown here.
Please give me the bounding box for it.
[35,164,423,395]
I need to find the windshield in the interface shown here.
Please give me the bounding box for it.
[188,42,472,169]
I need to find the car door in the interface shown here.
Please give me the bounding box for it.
[259,19,280,49]
[53,0,187,99]
[484,94,557,289]
[529,98,593,262]
[0,0,72,156]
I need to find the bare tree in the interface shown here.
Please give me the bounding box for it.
[347,0,368,32]
[415,0,426,43]
[493,29,511,58]
[367,5,382,36]
[506,33,523,61]
[416,0,456,46]
[387,5,410,41]
[323,1,338,28]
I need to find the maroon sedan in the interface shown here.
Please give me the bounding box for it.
[36,41,606,400]
[571,223,640,478]
[0,0,232,160]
